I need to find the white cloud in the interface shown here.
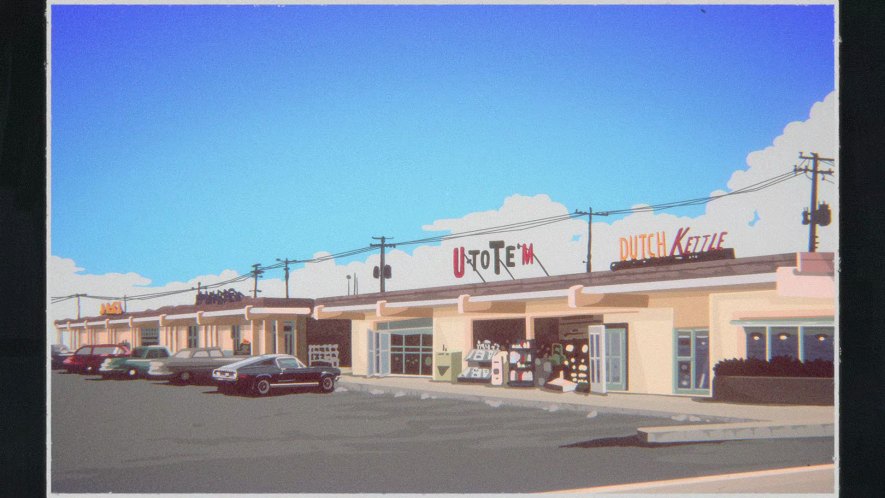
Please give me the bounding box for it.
[49,92,836,333]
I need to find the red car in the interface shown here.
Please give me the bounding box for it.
[63,344,130,374]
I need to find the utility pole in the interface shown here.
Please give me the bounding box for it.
[795,152,835,252]
[576,208,597,272]
[122,295,127,313]
[250,263,264,299]
[586,206,592,272]
[370,236,396,293]
[74,293,86,320]
[276,258,296,299]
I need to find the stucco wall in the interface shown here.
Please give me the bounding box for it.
[605,308,675,395]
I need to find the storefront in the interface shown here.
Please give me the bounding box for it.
[54,297,353,368]
[313,252,835,397]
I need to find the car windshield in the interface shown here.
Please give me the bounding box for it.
[93,346,122,355]
[173,350,192,358]
[75,348,90,356]
[277,358,301,369]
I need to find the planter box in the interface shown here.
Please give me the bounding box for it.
[713,375,833,405]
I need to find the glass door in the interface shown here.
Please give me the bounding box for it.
[283,322,295,356]
[605,327,627,391]
[588,325,606,394]
[366,329,390,377]
[674,329,710,394]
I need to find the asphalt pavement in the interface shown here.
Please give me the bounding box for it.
[50,370,834,494]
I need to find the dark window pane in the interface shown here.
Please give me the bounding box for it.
[405,334,421,346]
[390,353,403,374]
[422,334,433,347]
[391,334,403,346]
[694,334,709,389]
[745,327,766,360]
[770,326,798,359]
[677,361,692,389]
[404,354,420,375]
[803,327,834,361]
[677,336,691,357]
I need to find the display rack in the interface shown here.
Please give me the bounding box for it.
[507,339,536,387]
[457,341,500,383]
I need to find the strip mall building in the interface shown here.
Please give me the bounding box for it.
[54,251,835,397]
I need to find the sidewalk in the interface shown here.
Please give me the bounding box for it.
[338,374,835,443]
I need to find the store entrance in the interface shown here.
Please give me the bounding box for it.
[472,318,525,348]
[370,318,434,377]
[531,316,627,392]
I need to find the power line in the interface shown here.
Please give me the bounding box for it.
[52,169,807,307]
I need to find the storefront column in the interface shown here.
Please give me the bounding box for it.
[250,320,258,354]
[274,320,286,353]
[525,316,535,340]
[296,318,308,361]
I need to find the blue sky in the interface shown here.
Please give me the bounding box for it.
[51,4,835,287]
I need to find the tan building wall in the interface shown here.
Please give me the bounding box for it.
[605,308,675,395]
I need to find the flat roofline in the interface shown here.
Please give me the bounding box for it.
[55,253,814,324]
[314,252,799,308]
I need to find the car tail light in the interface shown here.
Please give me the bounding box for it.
[63,357,73,364]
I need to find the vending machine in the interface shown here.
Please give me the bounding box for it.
[490,350,509,386]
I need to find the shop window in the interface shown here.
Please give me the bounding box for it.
[141,328,159,346]
[744,327,766,360]
[770,327,799,359]
[378,319,433,376]
[187,326,199,348]
[674,329,710,394]
[741,325,834,362]
[803,327,834,361]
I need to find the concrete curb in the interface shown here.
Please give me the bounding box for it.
[338,380,745,422]
[639,421,835,443]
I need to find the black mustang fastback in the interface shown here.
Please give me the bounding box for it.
[211,354,341,396]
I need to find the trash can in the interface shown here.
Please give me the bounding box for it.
[433,351,462,383]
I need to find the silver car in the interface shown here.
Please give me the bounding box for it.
[147,347,240,384]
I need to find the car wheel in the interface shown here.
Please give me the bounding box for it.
[319,376,335,393]
[253,378,271,396]
[127,368,139,379]
[178,371,192,384]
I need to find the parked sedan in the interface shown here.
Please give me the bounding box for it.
[99,345,171,379]
[212,354,341,396]
[147,347,239,384]
[63,344,130,374]
[51,344,73,369]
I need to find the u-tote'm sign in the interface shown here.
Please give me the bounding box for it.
[611,226,735,271]
[453,240,535,278]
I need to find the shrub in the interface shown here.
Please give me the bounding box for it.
[713,356,833,378]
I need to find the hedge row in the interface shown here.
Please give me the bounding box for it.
[713,356,834,378]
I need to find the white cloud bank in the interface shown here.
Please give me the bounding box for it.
[50,92,836,328]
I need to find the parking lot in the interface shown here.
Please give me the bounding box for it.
[51,370,834,493]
